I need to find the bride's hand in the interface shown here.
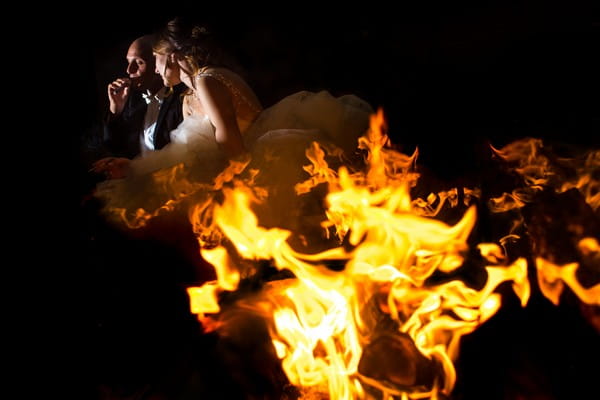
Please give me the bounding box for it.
[91,157,131,180]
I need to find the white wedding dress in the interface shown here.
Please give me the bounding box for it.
[95,67,373,240]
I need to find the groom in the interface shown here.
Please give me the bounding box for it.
[93,34,186,179]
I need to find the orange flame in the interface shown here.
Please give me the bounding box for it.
[186,111,535,399]
[98,104,595,398]
[490,138,599,212]
[536,237,600,306]
[103,157,252,230]
[487,138,599,307]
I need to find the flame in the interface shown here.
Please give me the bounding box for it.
[535,237,600,306]
[102,156,252,230]
[486,138,599,307]
[99,107,596,398]
[189,183,529,398]
[185,111,538,399]
[559,150,600,211]
[490,138,599,212]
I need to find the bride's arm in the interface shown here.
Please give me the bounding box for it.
[194,76,246,157]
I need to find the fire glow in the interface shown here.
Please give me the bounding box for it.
[182,112,598,399]
[106,110,598,399]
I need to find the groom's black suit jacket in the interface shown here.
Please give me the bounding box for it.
[103,83,186,159]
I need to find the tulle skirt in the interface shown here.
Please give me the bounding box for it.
[95,90,373,244]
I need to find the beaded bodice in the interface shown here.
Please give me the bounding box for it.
[183,66,262,134]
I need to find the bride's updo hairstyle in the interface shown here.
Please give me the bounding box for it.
[154,17,224,75]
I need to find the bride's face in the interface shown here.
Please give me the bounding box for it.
[154,52,181,86]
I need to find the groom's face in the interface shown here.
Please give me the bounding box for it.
[126,41,156,91]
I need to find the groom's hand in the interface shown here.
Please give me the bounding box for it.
[107,78,131,115]
[91,157,131,180]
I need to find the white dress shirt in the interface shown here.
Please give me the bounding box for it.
[140,87,168,155]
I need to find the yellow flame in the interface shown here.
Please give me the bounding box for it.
[185,115,536,399]
[536,254,600,306]
[173,114,600,399]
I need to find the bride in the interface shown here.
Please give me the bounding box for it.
[96,17,373,243]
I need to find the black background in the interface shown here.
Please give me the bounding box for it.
[67,2,599,399]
